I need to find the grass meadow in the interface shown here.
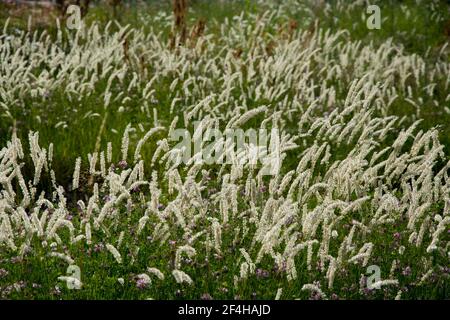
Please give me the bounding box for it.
[0,0,449,300]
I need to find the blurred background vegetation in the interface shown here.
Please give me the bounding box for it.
[0,0,449,53]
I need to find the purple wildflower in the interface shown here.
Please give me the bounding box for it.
[274,262,287,273]
[93,243,105,253]
[10,256,21,264]
[362,287,373,295]
[2,285,13,298]
[136,278,149,290]
[402,266,412,276]
[310,291,323,300]
[200,293,213,300]
[118,160,127,169]
[255,268,269,278]
[52,286,61,296]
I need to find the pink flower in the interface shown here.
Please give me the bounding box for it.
[201,293,213,300]
[118,160,127,169]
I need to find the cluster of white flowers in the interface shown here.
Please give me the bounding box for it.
[0,1,449,298]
